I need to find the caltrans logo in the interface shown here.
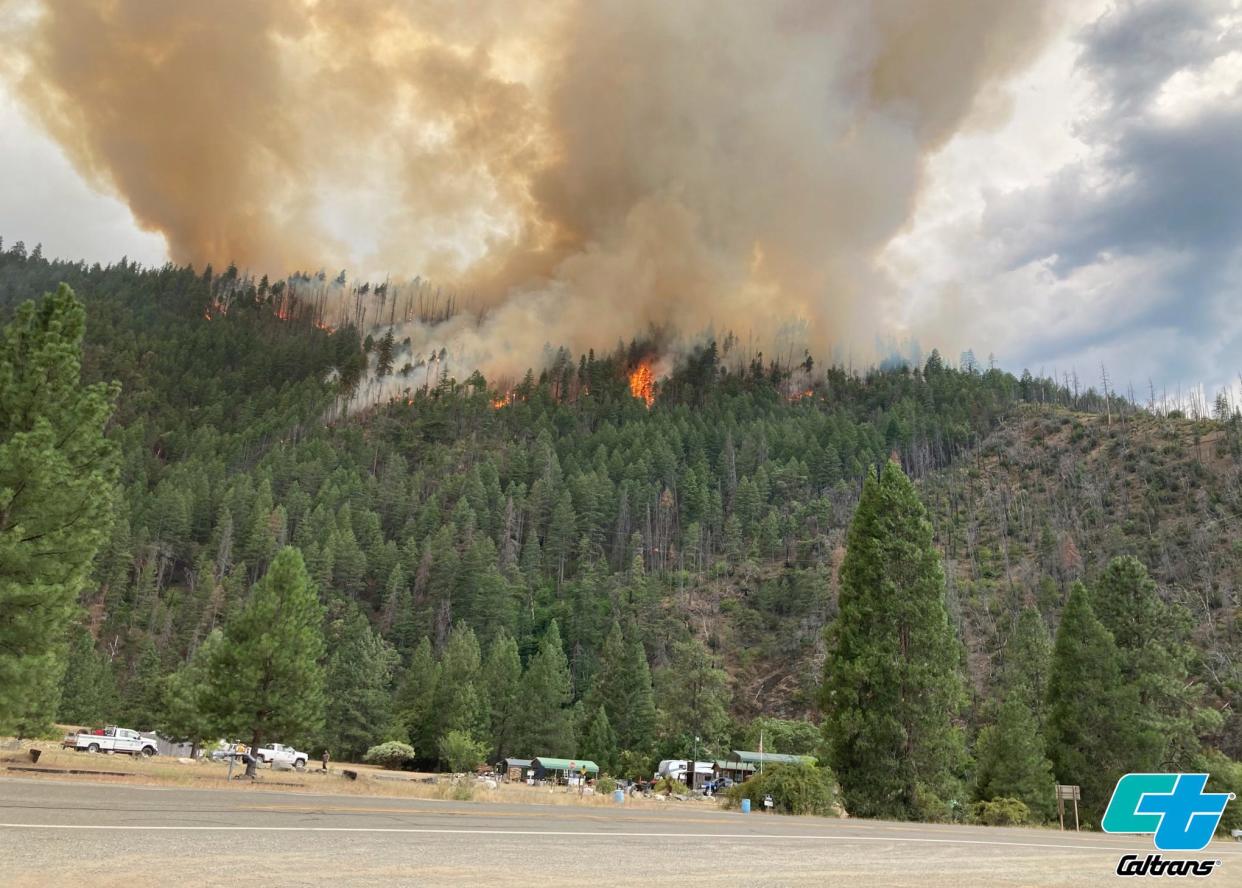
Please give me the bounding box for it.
[1102,773,1234,878]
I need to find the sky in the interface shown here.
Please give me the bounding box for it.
[1,0,1240,403]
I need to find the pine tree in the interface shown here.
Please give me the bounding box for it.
[481,630,522,759]
[582,705,618,774]
[514,620,575,755]
[1093,556,1198,767]
[821,461,966,820]
[57,624,117,726]
[204,546,325,775]
[430,623,488,753]
[583,622,657,755]
[996,607,1053,726]
[322,607,399,759]
[162,630,222,752]
[0,285,119,734]
[657,639,731,752]
[120,640,165,730]
[1045,582,1145,824]
[396,637,440,754]
[973,697,1056,821]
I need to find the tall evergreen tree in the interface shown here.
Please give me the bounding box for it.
[396,636,440,755]
[973,697,1056,821]
[481,630,522,759]
[657,638,731,752]
[582,705,619,774]
[1094,556,1200,767]
[161,630,223,753]
[996,607,1053,726]
[57,623,118,726]
[821,461,966,820]
[120,640,165,730]
[1045,582,1145,824]
[322,607,399,759]
[0,285,119,734]
[204,546,325,776]
[514,620,575,755]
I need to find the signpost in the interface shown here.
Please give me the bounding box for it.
[1055,784,1081,832]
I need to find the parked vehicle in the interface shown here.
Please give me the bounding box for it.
[67,725,158,757]
[256,743,308,769]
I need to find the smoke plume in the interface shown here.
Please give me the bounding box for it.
[5,0,1059,378]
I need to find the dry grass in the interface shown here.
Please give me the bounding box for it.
[0,739,682,810]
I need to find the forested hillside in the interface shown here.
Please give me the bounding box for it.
[2,241,1240,823]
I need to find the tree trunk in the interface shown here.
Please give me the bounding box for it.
[246,729,261,778]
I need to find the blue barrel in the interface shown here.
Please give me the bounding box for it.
[741,798,751,814]
[613,789,625,804]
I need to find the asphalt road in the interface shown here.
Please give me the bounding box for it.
[1,778,1239,887]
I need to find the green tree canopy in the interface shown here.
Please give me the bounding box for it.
[204,546,325,775]
[0,284,118,734]
[821,461,966,821]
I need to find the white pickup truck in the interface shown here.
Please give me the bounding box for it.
[256,743,308,769]
[66,726,158,757]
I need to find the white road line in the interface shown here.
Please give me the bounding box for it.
[0,822,1149,852]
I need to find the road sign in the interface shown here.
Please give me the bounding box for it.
[1055,784,1081,831]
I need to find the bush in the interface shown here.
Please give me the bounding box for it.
[363,740,416,770]
[971,797,1030,826]
[437,730,488,773]
[726,763,837,817]
[596,774,618,795]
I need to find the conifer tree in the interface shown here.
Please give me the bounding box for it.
[481,631,522,759]
[973,697,1056,821]
[120,640,165,730]
[514,620,575,755]
[582,622,657,755]
[1093,556,1199,767]
[583,705,619,774]
[57,624,118,726]
[821,461,966,820]
[203,546,325,776]
[0,285,119,734]
[322,607,398,759]
[996,607,1053,725]
[396,636,440,755]
[657,638,731,751]
[430,623,488,752]
[1045,582,1145,823]
[161,630,222,753]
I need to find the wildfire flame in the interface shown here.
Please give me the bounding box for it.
[492,391,513,410]
[629,360,655,408]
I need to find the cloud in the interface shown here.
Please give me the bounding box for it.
[887,0,1242,398]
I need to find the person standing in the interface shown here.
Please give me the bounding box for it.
[321,749,330,772]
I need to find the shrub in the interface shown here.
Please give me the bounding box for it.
[725,763,838,817]
[971,797,1030,826]
[363,740,416,770]
[596,774,618,795]
[437,730,488,773]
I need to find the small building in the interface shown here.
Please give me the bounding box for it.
[712,759,757,784]
[499,757,533,782]
[531,757,600,784]
[722,749,815,780]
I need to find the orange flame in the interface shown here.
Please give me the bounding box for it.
[492,391,513,409]
[629,361,655,408]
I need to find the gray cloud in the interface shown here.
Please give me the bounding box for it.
[979,0,1242,392]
